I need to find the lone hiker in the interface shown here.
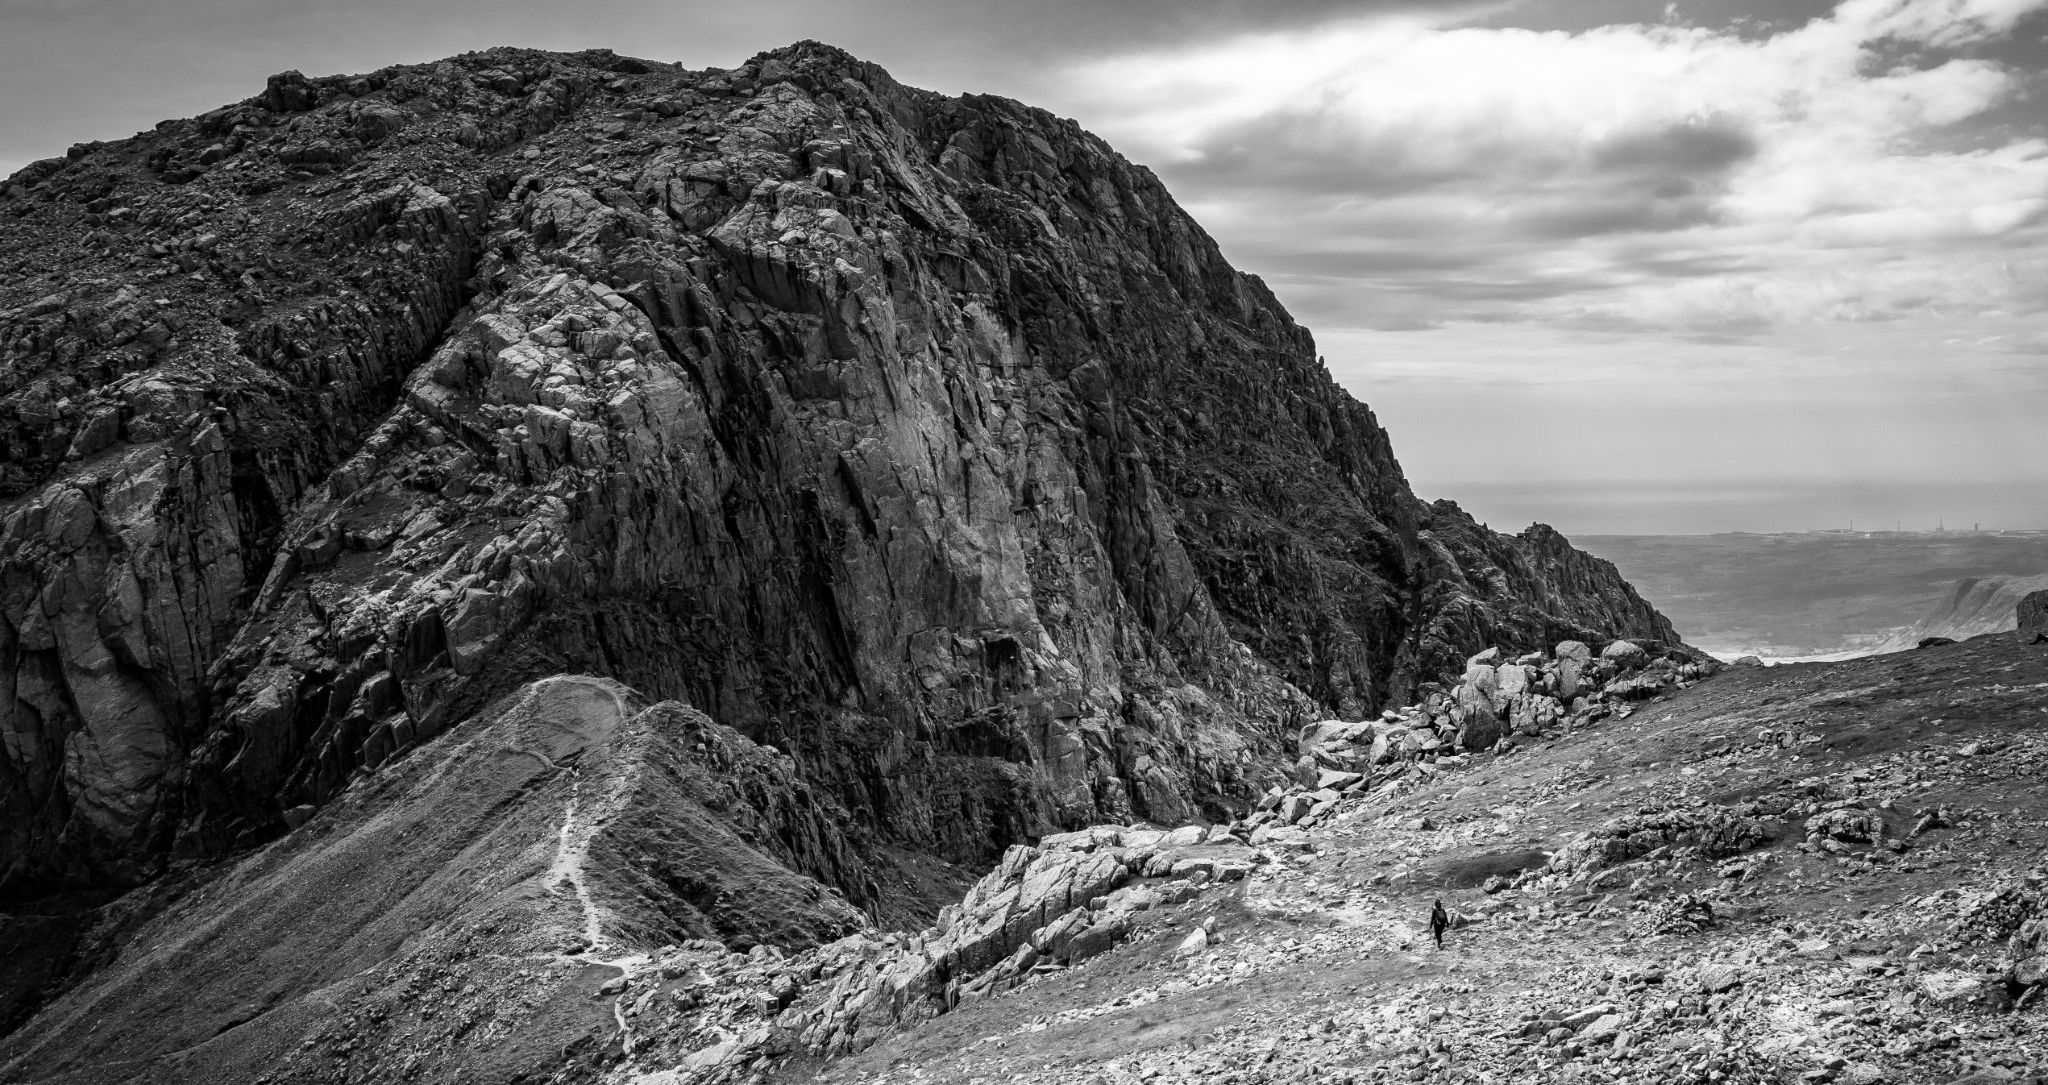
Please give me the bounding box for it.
[1429,898,1450,949]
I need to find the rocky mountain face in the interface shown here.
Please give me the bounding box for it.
[0,41,1681,923]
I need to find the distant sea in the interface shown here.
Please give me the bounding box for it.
[1421,478,2048,537]
[1548,527,2048,663]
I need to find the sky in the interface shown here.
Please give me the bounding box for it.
[3,0,2045,535]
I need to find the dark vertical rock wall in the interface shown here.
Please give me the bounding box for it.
[0,43,1679,904]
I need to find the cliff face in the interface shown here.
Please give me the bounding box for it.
[0,42,1681,903]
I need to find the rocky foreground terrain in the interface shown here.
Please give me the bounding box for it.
[8,624,2042,1084]
[790,628,2048,1085]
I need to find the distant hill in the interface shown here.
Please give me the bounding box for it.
[1578,531,2048,659]
[1875,573,2048,652]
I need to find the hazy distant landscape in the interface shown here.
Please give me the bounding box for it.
[1580,530,2048,660]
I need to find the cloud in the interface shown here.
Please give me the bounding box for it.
[946,0,1508,53]
[1313,311,2048,534]
[1051,0,2048,333]
[1592,117,1760,174]
[1838,0,2048,47]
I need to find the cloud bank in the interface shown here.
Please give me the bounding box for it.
[1058,0,2048,334]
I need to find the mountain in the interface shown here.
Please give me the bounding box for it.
[0,42,1693,1077]
[0,41,1679,901]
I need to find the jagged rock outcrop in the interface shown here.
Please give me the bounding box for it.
[1549,807,1774,877]
[1287,637,1713,788]
[1411,516,1679,673]
[2018,587,2048,636]
[1,42,1680,904]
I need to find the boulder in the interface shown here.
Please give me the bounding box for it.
[1039,826,1125,853]
[1368,727,1414,765]
[2022,589,2048,634]
[1509,693,1559,736]
[1918,969,1991,1009]
[351,103,409,143]
[1278,793,1317,826]
[1064,919,1125,963]
[1697,963,1745,993]
[1806,807,1883,851]
[1576,1013,1624,1041]
[1249,823,1311,848]
[1297,719,1376,773]
[1561,1003,1616,1030]
[1454,704,1505,751]
[1600,639,1648,666]
[2007,916,2048,987]
[1461,663,1501,703]
[1316,769,1365,792]
[1168,854,1252,883]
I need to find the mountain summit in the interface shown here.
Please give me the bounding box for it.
[0,42,1700,1074]
[0,39,1678,899]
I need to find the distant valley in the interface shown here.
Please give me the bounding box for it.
[1580,530,2048,660]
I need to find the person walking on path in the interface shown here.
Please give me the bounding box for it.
[1428,899,1450,949]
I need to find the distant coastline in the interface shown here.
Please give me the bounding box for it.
[1576,530,2048,662]
[1421,478,2048,538]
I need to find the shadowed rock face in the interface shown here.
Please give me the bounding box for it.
[0,42,1678,903]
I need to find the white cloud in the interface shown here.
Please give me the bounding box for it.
[1054,0,2048,333]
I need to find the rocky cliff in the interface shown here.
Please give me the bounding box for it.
[0,41,1682,908]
